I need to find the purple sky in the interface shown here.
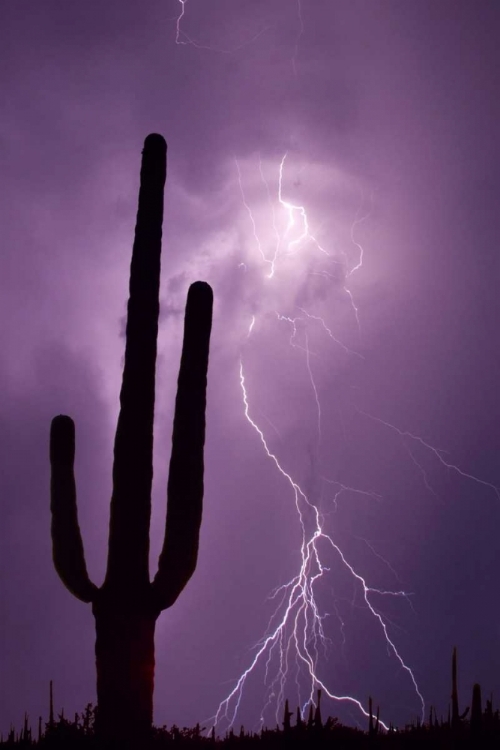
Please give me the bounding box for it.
[1,0,500,736]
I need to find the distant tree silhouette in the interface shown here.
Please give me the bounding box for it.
[49,134,213,746]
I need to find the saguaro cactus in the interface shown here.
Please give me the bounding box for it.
[50,134,213,745]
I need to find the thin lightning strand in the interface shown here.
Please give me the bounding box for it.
[358,409,500,501]
[347,192,372,278]
[342,194,372,332]
[298,307,364,360]
[350,537,415,613]
[403,442,442,501]
[258,156,281,274]
[321,476,382,514]
[343,286,361,332]
[248,315,256,338]
[175,0,271,53]
[304,331,322,445]
[259,411,283,442]
[175,0,187,44]
[235,159,275,278]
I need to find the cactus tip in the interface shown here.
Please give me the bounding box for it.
[188,280,213,301]
[51,414,74,428]
[50,415,75,463]
[143,133,167,152]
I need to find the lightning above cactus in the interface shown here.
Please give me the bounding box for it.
[205,152,500,734]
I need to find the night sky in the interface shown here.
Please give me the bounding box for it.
[1,0,500,737]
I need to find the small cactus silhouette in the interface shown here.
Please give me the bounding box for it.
[50,134,213,744]
[471,682,482,738]
[282,699,292,733]
[451,646,459,729]
[314,688,322,729]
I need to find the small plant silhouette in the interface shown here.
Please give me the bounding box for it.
[49,134,213,745]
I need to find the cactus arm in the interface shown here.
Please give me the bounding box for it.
[50,415,98,603]
[151,281,213,610]
[105,134,167,591]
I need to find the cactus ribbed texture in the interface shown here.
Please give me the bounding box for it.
[50,133,213,745]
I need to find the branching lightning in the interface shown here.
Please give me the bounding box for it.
[209,362,422,734]
[207,153,500,734]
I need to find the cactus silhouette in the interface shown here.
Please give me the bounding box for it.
[451,646,459,730]
[50,134,213,745]
[282,700,292,734]
[470,682,482,738]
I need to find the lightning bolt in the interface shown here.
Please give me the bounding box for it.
[205,157,426,734]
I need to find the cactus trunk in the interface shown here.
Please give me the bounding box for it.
[94,604,156,743]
